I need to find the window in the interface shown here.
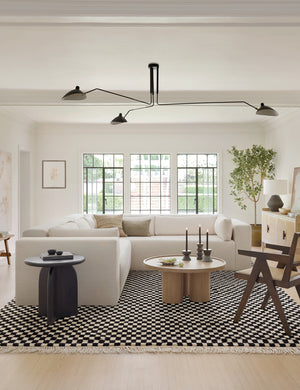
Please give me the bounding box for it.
[83,154,124,214]
[177,154,218,214]
[130,154,171,214]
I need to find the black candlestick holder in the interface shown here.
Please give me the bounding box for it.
[203,248,212,262]
[182,250,191,261]
[197,243,203,260]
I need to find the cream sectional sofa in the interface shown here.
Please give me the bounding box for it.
[16,213,251,306]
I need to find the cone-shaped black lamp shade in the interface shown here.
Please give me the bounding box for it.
[256,103,278,116]
[62,86,86,100]
[111,113,127,125]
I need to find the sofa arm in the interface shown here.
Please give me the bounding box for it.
[15,237,123,306]
[231,219,252,269]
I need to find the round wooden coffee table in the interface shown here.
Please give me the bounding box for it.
[143,255,226,304]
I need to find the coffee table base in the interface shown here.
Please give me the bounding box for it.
[162,272,210,304]
[189,273,210,303]
[162,272,184,303]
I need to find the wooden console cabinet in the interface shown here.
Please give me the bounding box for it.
[262,209,300,249]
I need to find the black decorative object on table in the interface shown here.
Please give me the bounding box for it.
[197,243,203,260]
[182,227,191,261]
[197,225,203,260]
[182,250,191,261]
[203,249,212,262]
[24,255,85,325]
[41,251,74,261]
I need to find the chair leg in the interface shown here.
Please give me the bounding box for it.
[260,261,292,336]
[234,261,261,323]
[262,290,270,309]
[295,284,300,299]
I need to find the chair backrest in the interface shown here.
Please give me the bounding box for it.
[282,232,300,283]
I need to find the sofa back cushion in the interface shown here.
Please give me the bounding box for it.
[49,227,120,237]
[154,215,217,235]
[52,221,80,230]
[214,214,232,241]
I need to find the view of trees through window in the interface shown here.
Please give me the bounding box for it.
[83,154,124,214]
[83,153,218,214]
[177,154,218,214]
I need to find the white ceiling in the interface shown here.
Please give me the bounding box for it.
[1,0,300,18]
[0,1,300,125]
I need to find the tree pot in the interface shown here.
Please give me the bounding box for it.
[251,224,262,247]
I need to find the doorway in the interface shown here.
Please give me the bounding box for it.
[19,149,31,238]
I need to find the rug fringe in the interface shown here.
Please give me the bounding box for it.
[0,346,299,355]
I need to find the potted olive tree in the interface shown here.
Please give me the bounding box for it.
[228,145,277,246]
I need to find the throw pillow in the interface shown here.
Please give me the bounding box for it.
[74,217,91,229]
[93,214,127,237]
[50,222,79,230]
[214,214,232,241]
[49,227,120,237]
[83,214,97,228]
[122,218,151,236]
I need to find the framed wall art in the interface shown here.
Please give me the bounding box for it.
[291,167,300,212]
[42,160,66,189]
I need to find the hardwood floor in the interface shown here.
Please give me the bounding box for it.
[0,255,299,390]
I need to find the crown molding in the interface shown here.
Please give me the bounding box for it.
[1,16,300,27]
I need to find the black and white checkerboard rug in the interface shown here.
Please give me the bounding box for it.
[0,271,299,353]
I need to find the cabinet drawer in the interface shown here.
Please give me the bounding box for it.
[277,218,295,246]
[277,218,286,246]
[285,220,295,246]
[262,213,276,244]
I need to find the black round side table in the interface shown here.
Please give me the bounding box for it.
[24,255,85,325]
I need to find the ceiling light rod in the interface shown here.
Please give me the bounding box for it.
[62,62,278,124]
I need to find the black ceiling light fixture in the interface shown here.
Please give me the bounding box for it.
[62,63,279,124]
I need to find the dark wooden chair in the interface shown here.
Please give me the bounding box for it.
[234,232,300,336]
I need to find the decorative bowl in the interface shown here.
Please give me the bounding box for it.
[279,208,290,215]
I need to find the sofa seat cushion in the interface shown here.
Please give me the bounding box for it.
[154,215,217,235]
[124,235,236,271]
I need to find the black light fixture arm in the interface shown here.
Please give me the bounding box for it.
[157,99,258,110]
[124,100,155,119]
[85,87,150,105]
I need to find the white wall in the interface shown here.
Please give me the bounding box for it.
[265,110,300,209]
[0,111,35,244]
[34,122,266,225]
